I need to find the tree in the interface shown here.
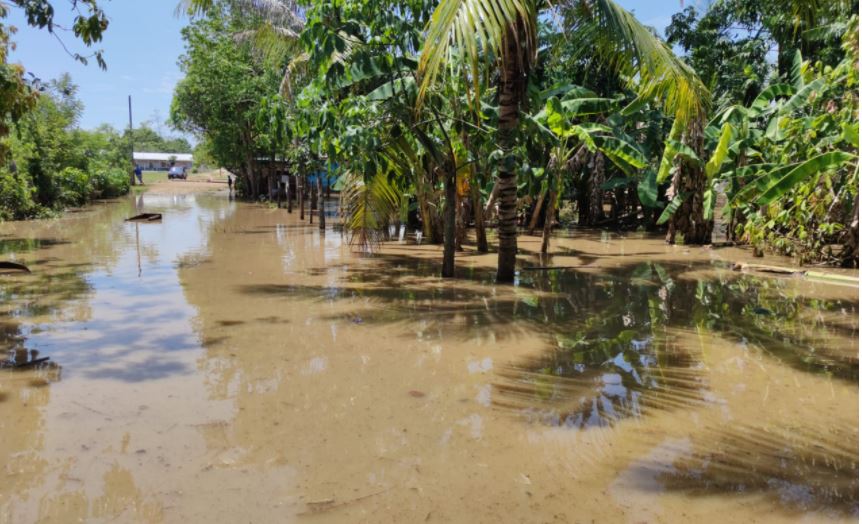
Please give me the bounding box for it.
[1,75,130,219]
[417,0,709,282]
[170,10,281,197]
[130,125,192,153]
[0,0,108,156]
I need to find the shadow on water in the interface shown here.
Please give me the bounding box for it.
[243,255,858,387]
[241,253,858,514]
[495,261,857,424]
[626,422,859,516]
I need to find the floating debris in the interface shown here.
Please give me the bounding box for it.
[0,356,51,369]
[0,261,31,273]
[126,213,163,223]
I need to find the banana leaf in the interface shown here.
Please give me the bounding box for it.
[637,169,659,209]
[657,192,689,225]
[756,151,856,205]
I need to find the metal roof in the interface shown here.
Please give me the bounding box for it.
[133,152,194,162]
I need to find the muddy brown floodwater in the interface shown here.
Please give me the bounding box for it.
[0,188,857,523]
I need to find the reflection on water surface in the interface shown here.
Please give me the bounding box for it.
[0,191,857,522]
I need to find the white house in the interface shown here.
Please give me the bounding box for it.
[133,152,194,171]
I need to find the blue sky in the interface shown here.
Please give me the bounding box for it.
[6,1,703,135]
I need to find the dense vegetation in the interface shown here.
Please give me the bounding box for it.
[0,0,136,220]
[1,75,133,219]
[172,0,858,276]
[131,126,193,155]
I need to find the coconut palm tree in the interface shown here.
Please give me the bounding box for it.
[417,0,710,283]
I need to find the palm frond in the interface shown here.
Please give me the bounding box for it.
[340,171,401,252]
[178,0,304,33]
[416,0,537,108]
[564,0,710,123]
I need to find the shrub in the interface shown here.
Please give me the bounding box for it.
[0,169,38,220]
[92,168,130,198]
[56,167,92,207]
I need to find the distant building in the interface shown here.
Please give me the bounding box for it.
[133,152,193,171]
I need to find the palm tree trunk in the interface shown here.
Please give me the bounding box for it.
[495,27,525,283]
[442,167,456,277]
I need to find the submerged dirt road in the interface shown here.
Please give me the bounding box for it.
[0,186,857,522]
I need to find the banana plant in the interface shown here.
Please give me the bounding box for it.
[531,93,648,252]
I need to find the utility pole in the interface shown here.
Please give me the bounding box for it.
[128,95,136,186]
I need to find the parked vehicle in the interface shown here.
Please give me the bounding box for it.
[168,166,187,180]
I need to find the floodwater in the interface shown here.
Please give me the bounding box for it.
[0,189,857,523]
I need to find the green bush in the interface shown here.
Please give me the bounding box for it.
[92,168,130,198]
[56,167,92,207]
[0,169,38,220]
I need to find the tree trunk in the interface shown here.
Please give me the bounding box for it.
[310,176,316,225]
[495,26,526,284]
[527,187,547,235]
[471,179,489,253]
[577,181,589,226]
[842,194,858,267]
[318,175,325,230]
[666,119,712,244]
[245,154,256,200]
[299,175,305,220]
[442,167,457,278]
[484,179,500,220]
[415,172,434,239]
[588,152,605,225]
[287,174,293,213]
[267,171,274,202]
[455,194,467,251]
[612,186,625,220]
[541,172,560,255]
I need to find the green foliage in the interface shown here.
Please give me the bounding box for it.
[0,0,109,157]
[92,168,131,198]
[131,126,192,153]
[0,76,131,220]
[56,167,91,207]
[657,192,687,226]
[171,10,281,194]
[171,0,857,268]
[340,171,401,250]
[0,168,36,220]
[756,152,856,206]
[714,17,860,264]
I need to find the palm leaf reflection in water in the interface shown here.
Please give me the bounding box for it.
[494,263,858,427]
[493,262,858,513]
[493,333,708,428]
[638,423,859,515]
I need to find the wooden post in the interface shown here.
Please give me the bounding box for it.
[128,95,136,186]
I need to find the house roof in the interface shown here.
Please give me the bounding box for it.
[133,152,194,162]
